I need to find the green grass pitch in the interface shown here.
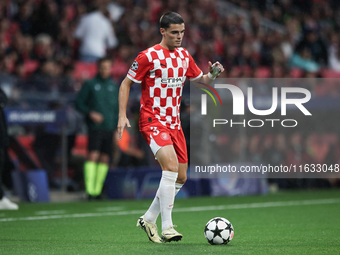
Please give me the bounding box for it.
[1,189,340,255]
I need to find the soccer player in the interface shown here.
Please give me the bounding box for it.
[117,12,224,243]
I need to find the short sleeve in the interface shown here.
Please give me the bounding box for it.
[186,53,203,81]
[126,53,150,83]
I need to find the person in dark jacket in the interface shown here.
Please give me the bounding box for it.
[0,88,18,210]
[75,57,119,198]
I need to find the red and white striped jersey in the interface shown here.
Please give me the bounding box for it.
[127,44,202,129]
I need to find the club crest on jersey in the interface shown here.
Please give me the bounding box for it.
[130,60,139,71]
[160,132,170,141]
[182,59,188,69]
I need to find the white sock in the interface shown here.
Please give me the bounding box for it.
[158,171,178,231]
[144,182,183,224]
[144,189,160,223]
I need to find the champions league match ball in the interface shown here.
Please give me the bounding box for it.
[204,217,234,245]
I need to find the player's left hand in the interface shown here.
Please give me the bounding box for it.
[208,61,225,74]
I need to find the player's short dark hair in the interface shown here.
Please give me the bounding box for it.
[160,12,184,29]
[97,56,112,67]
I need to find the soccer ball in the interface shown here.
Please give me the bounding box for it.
[204,217,234,245]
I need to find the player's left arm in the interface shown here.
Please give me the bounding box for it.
[186,52,224,85]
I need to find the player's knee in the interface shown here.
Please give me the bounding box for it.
[168,164,179,173]
[99,154,109,164]
[88,151,100,162]
[165,161,179,173]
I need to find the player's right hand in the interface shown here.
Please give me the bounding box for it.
[117,117,131,140]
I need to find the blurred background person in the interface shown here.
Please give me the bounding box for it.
[0,88,18,210]
[115,129,145,168]
[75,57,118,199]
[73,1,118,62]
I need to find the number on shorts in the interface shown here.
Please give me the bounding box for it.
[151,126,159,136]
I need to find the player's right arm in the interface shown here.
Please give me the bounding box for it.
[118,51,150,140]
[117,77,134,140]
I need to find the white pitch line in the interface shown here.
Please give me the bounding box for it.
[0,198,339,223]
[95,206,124,212]
[35,210,66,215]
[174,198,340,212]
